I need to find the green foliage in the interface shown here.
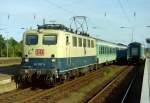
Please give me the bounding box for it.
[0,34,6,57]
[0,34,22,57]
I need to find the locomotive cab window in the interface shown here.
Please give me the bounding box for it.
[26,35,38,45]
[43,35,57,45]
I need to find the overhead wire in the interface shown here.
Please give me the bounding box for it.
[117,0,132,26]
[43,0,77,16]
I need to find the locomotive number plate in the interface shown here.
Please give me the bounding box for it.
[35,49,44,56]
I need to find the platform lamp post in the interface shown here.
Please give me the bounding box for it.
[120,26,134,42]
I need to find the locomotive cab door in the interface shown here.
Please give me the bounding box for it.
[65,34,71,69]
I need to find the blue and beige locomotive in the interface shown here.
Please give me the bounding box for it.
[21,24,97,85]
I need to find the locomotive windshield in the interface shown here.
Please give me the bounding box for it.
[43,35,57,45]
[131,47,138,56]
[26,35,38,45]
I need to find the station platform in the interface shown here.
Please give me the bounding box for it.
[0,73,16,94]
[0,73,12,85]
[0,65,18,94]
[140,59,150,103]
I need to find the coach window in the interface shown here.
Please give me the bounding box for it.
[110,48,112,54]
[78,38,82,47]
[103,47,105,54]
[88,40,90,48]
[113,48,115,53]
[43,35,57,45]
[99,46,101,54]
[83,39,86,47]
[101,46,103,54]
[26,35,38,45]
[105,47,106,54]
[73,37,77,47]
[114,48,116,53]
[102,46,104,54]
[103,46,105,54]
[105,47,107,54]
[106,47,108,54]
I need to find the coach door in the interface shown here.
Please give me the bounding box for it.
[66,34,71,68]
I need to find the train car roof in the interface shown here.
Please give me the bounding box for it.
[96,38,127,48]
[128,42,141,46]
[24,24,98,39]
[146,38,150,43]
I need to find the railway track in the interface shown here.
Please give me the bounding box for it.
[19,66,116,103]
[120,64,144,103]
[87,66,133,103]
[0,65,128,103]
[0,88,44,103]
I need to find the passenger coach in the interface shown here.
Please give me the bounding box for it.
[96,39,127,64]
[127,42,145,64]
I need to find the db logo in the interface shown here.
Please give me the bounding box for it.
[35,49,44,56]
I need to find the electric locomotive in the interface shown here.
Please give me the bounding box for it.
[116,44,128,64]
[20,24,97,85]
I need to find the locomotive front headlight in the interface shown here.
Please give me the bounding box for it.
[51,58,56,62]
[25,58,29,62]
[24,69,29,73]
[51,54,56,62]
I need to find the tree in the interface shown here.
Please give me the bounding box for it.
[14,41,22,57]
[8,37,17,57]
[7,37,22,57]
[0,35,22,57]
[0,35,6,57]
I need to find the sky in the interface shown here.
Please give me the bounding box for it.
[0,0,150,45]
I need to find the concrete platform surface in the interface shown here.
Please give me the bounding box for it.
[0,73,16,94]
[140,59,150,103]
[0,73,12,85]
[0,82,16,94]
